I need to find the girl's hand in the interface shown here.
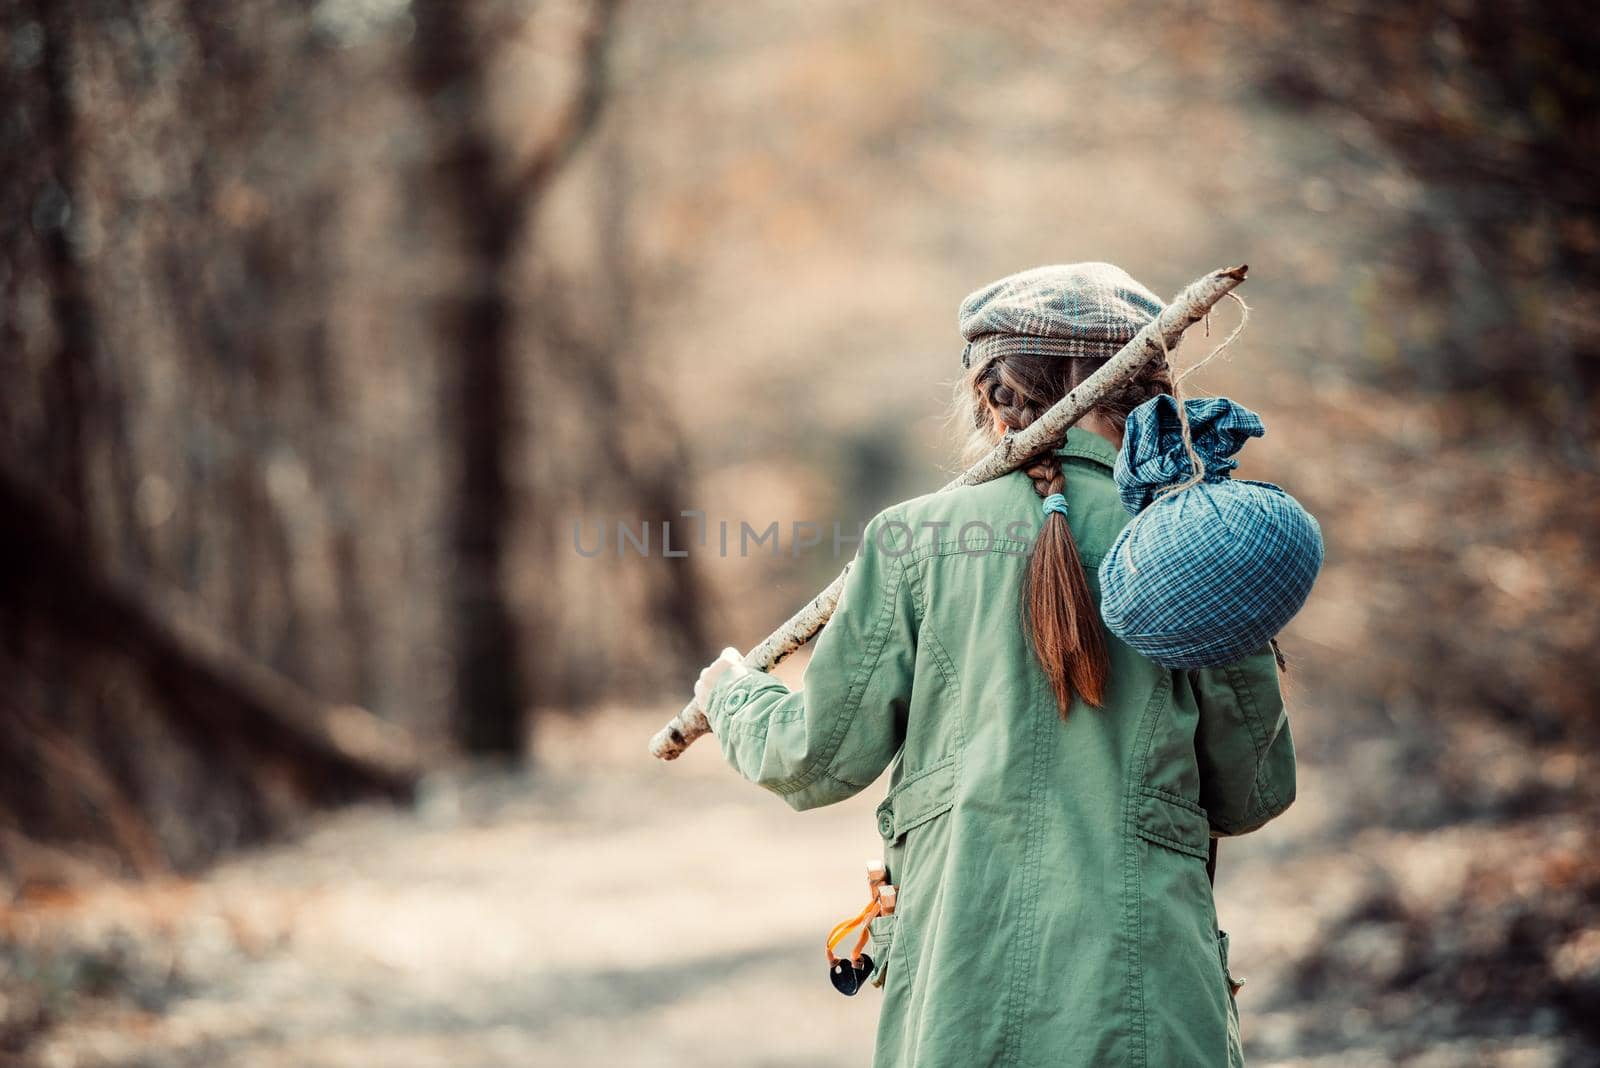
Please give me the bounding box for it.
[694,646,749,708]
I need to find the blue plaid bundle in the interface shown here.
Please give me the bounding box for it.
[1098,396,1323,669]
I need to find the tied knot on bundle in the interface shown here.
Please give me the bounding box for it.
[1114,396,1266,515]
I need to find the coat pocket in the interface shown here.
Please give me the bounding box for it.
[1217,928,1244,999]
[1133,786,1211,860]
[871,756,957,998]
[1218,929,1245,1068]
[866,913,896,988]
[874,755,958,846]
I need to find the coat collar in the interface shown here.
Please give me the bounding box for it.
[1053,425,1121,471]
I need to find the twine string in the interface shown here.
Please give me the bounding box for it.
[1117,292,1251,574]
[1175,291,1250,387]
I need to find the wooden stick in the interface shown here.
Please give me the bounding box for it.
[648,264,1249,761]
[877,885,897,915]
[867,860,887,889]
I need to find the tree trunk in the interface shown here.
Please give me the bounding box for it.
[409,0,617,756]
[408,3,526,755]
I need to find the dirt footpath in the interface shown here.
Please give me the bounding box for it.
[5,701,1579,1067]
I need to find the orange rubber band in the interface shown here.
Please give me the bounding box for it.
[850,920,872,961]
[825,897,882,964]
[826,899,877,949]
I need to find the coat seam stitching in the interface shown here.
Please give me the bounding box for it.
[712,679,794,733]
[1125,673,1171,1068]
[1134,826,1210,860]
[770,513,908,797]
[998,674,1055,1065]
[819,766,867,791]
[714,673,806,730]
[1140,784,1207,816]
[877,757,959,837]
[903,554,968,753]
[905,537,1032,563]
[921,626,965,751]
[1225,661,1282,813]
[892,797,956,839]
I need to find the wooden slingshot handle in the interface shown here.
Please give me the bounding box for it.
[648,265,1250,762]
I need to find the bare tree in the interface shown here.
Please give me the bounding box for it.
[0,1,423,875]
[0,0,706,873]
[409,0,618,756]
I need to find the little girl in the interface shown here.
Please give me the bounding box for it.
[695,263,1294,1068]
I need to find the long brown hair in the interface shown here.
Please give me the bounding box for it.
[960,354,1173,716]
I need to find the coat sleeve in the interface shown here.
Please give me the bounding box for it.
[1189,643,1296,836]
[703,509,917,811]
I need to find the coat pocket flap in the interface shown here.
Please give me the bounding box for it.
[876,756,958,843]
[1134,787,1211,860]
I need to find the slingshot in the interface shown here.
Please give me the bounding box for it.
[826,861,897,996]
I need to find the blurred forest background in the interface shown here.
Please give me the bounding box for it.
[1,0,1596,1065]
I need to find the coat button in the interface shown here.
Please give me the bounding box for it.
[877,811,895,838]
[725,690,746,711]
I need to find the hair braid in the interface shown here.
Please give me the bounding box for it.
[957,351,1173,717]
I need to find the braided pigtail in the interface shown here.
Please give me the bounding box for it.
[1022,449,1109,712]
[955,350,1176,717]
[976,365,1110,716]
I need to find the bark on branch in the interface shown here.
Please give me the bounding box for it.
[649,264,1250,761]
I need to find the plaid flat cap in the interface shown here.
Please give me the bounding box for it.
[959,263,1164,370]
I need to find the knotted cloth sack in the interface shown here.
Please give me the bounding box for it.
[1098,395,1324,669]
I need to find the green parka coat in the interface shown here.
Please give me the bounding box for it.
[705,426,1296,1068]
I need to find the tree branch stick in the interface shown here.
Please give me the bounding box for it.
[649,264,1249,761]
